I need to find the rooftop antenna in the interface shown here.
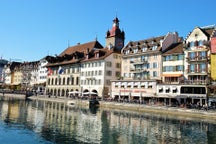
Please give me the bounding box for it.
[115,8,118,17]
[95,32,98,41]
[68,40,70,48]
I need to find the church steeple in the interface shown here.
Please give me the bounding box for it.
[106,17,125,51]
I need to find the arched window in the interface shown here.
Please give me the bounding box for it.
[63,77,65,85]
[55,78,58,85]
[59,78,61,85]
[51,78,53,85]
[76,77,79,85]
[67,77,70,85]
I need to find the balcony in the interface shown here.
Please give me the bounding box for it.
[186,69,208,75]
[182,80,207,85]
[186,56,208,62]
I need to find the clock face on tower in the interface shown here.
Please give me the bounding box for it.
[116,39,123,48]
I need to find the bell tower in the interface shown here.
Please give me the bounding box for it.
[106,17,125,51]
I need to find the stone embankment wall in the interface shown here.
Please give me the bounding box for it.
[0,93,26,100]
[6,95,216,121]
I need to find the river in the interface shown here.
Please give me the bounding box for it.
[0,98,215,144]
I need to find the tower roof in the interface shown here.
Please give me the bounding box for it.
[106,17,124,39]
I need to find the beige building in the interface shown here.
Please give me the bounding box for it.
[184,25,215,84]
[46,17,125,98]
[110,32,181,101]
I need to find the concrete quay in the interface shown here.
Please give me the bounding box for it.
[0,93,26,100]
[26,95,216,121]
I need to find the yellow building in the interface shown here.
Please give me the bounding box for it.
[211,54,216,80]
[211,37,216,80]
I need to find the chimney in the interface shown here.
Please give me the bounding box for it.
[86,48,90,59]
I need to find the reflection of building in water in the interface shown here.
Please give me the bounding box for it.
[107,110,208,143]
[40,101,102,143]
[26,100,45,133]
[0,101,9,120]
[0,100,212,143]
[76,110,102,143]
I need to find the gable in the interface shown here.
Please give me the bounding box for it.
[186,27,208,42]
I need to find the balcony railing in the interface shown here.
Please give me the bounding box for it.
[186,69,208,74]
[186,56,208,62]
[182,80,207,85]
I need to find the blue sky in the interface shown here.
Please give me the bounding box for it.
[0,0,216,61]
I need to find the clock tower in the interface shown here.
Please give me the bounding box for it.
[106,17,125,51]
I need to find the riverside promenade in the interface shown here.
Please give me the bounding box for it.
[25,95,216,121]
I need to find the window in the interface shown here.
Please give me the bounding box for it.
[116,63,121,68]
[189,52,195,59]
[59,78,61,85]
[142,47,147,52]
[159,87,163,93]
[76,77,79,85]
[63,78,65,85]
[106,80,111,85]
[99,70,102,75]
[165,87,170,93]
[152,45,157,50]
[190,64,195,72]
[177,54,183,60]
[153,71,157,77]
[98,79,101,85]
[113,54,118,59]
[200,63,206,72]
[153,62,157,68]
[106,71,112,76]
[190,41,194,47]
[106,61,112,67]
[198,40,203,46]
[200,51,206,58]
[125,50,130,54]
[133,48,138,53]
[130,57,134,63]
[141,55,147,61]
[71,77,74,85]
[115,71,121,77]
[176,65,183,71]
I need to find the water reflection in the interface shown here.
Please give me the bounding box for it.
[0,99,215,144]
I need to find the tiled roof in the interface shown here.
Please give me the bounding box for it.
[46,40,120,66]
[162,42,183,55]
[59,40,103,56]
[200,27,215,38]
[122,36,165,55]
[81,47,116,62]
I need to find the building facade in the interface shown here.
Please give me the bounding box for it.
[46,17,125,98]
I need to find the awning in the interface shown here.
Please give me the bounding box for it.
[172,87,177,90]
[162,74,183,77]
[159,87,163,90]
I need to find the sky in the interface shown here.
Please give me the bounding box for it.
[0,0,216,62]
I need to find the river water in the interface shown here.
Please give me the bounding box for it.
[0,99,216,144]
